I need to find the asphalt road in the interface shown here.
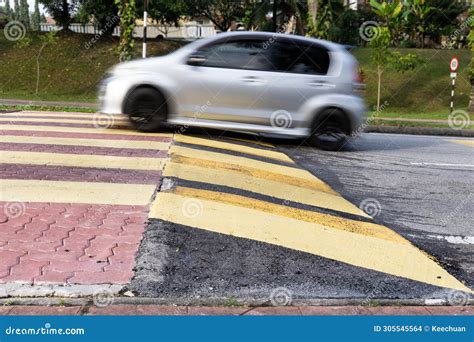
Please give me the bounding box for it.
[130,132,474,303]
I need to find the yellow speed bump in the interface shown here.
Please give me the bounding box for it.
[163,161,368,217]
[172,186,409,245]
[0,135,170,150]
[149,190,471,293]
[0,151,165,171]
[0,179,156,205]
[174,135,294,163]
[171,145,320,181]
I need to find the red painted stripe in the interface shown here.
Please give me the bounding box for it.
[0,164,162,184]
[0,129,173,142]
[0,142,168,158]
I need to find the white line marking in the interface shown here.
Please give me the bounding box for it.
[410,162,474,168]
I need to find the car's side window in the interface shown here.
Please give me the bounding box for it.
[195,39,272,71]
[270,39,330,75]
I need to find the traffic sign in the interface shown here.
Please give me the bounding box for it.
[450,57,459,72]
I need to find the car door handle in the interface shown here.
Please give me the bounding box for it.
[241,76,265,84]
[308,81,334,88]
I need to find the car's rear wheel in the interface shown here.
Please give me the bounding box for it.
[308,109,349,151]
[124,87,167,132]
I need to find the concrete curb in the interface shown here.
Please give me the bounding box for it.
[1,296,472,307]
[367,125,474,137]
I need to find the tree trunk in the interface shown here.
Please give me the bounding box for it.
[272,0,278,32]
[470,80,474,113]
[377,66,383,112]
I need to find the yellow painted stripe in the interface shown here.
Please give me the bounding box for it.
[164,161,367,217]
[0,135,171,150]
[170,145,317,182]
[0,124,173,137]
[0,117,129,126]
[172,186,409,245]
[174,135,292,163]
[149,192,471,293]
[4,113,129,121]
[0,179,156,205]
[224,136,275,148]
[170,153,353,198]
[0,151,165,171]
[450,140,474,148]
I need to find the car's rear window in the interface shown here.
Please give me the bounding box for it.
[270,39,330,75]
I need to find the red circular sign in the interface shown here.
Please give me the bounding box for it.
[450,57,459,72]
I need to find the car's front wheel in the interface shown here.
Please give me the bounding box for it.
[124,87,167,132]
[307,109,349,151]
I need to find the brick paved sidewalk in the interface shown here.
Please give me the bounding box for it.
[0,305,472,316]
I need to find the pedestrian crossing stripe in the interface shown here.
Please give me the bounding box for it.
[0,135,170,150]
[0,179,156,205]
[0,124,173,137]
[0,151,166,171]
[0,117,129,127]
[149,189,471,293]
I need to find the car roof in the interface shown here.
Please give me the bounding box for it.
[184,31,344,52]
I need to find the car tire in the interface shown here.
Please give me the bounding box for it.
[123,87,167,132]
[308,109,349,151]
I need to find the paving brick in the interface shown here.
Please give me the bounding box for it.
[44,261,105,273]
[4,260,48,283]
[68,270,134,284]
[34,270,74,284]
[187,306,249,316]
[9,306,83,315]
[87,305,188,316]
[244,307,302,315]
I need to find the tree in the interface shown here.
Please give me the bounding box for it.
[82,0,119,35]
[308,0,344,40]
[115,0,136,62]
[4,0,12,20]
[31,0,41,30]
[369,0,403,45]
[404,0,432,48]
[146,0,187,37]
[187,0,246,32]
[19,0,30,28]
[370,26,424,111]
[40,0,81,31]
[13,0,19,20]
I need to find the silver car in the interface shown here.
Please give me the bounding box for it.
[99,31,366,150]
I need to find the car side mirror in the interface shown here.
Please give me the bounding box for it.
[187,54,206,66]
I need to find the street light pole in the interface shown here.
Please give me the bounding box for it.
[142,0,148,58]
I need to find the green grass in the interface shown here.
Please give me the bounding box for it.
[0,32,471,116]
[0,104,96,113]
[0,32,185,102]
[353,48,472,115]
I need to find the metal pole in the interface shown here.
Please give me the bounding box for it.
[142,0,148,59]
[450,75,456,114]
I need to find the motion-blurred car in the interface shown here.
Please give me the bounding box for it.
[99,31,366,150]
